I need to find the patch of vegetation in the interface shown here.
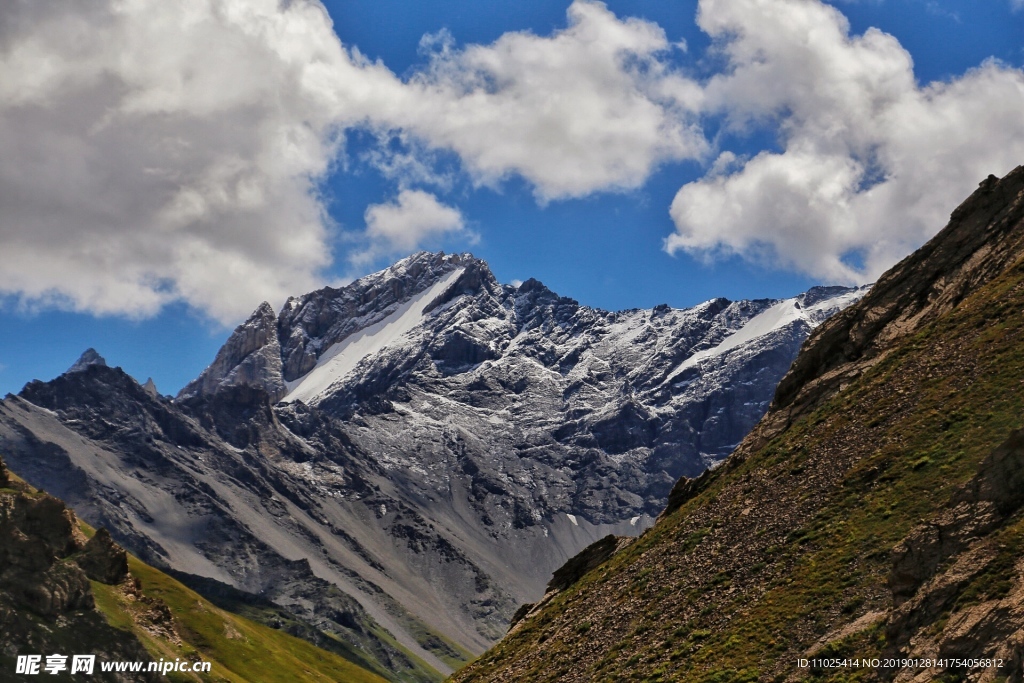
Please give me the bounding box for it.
[91,555,390,683]
[680,528,711,554]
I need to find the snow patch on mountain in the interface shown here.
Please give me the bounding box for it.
[668,288,864,380]
[283,268,465,404]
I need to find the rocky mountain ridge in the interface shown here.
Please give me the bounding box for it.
[1,253,861,681]
[451,167,1024,682]
[184,250,864,522]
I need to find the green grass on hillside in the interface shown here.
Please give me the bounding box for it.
[90,553,390,683]
[453,218,1024,681]
[165,568,455,683]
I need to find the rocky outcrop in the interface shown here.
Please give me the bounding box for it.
[0,455,156,681]
[888,428,1024,606]
[661,467,715,518]
[770,168,1024,431]
[0,493,93,616]
[508,534,634,634]
[547,535,628,593]
[884,426,1024,673]
[177,301,287,402]
[78,528,129,585]
[0,472,134,615]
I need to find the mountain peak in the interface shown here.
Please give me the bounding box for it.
[176,300,284,402]
[67,348,107,374]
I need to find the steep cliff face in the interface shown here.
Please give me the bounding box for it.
[0,253,859,681]
[178,302,287,402]
[452,168,1024,683]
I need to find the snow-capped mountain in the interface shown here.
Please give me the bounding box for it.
[185,252,862,521]
[0,252,864,680]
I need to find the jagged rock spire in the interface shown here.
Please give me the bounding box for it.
[176,302,286,402]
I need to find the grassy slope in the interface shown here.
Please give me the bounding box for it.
[167,569,454,682]
[452,215,1024,677]
[67,517,389,683]
[90,551,391,683]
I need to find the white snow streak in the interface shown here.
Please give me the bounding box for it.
[283,268,465,404]
[668,290,863,380]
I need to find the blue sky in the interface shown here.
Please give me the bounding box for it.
[1,0,1023,396]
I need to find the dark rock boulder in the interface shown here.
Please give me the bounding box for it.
[547,534,624,593]
[78,528,129,585]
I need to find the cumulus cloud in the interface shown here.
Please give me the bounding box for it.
[0,0,705,322]
[665,0,1024,283]
[353,190,469,266]
[0,0,364,321]
[4,0,1022,322]
[387,4,707,201]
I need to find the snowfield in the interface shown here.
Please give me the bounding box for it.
[284,268,465,404]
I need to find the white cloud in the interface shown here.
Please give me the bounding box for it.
[665,0,1024,284]
[4,0,1022,323]
[0,0,707,322]
[358,131,458,192]
[386,2,708,201]
[0,0,359,322]
[353,190,468,266]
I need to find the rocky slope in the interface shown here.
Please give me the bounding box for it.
[450,167,1024,682]
[0,254,860,681]
[0,455,386,683]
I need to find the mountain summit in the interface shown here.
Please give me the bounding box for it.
[1,251,860,680]
[183,249,864,506]
[66,348,107,373]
